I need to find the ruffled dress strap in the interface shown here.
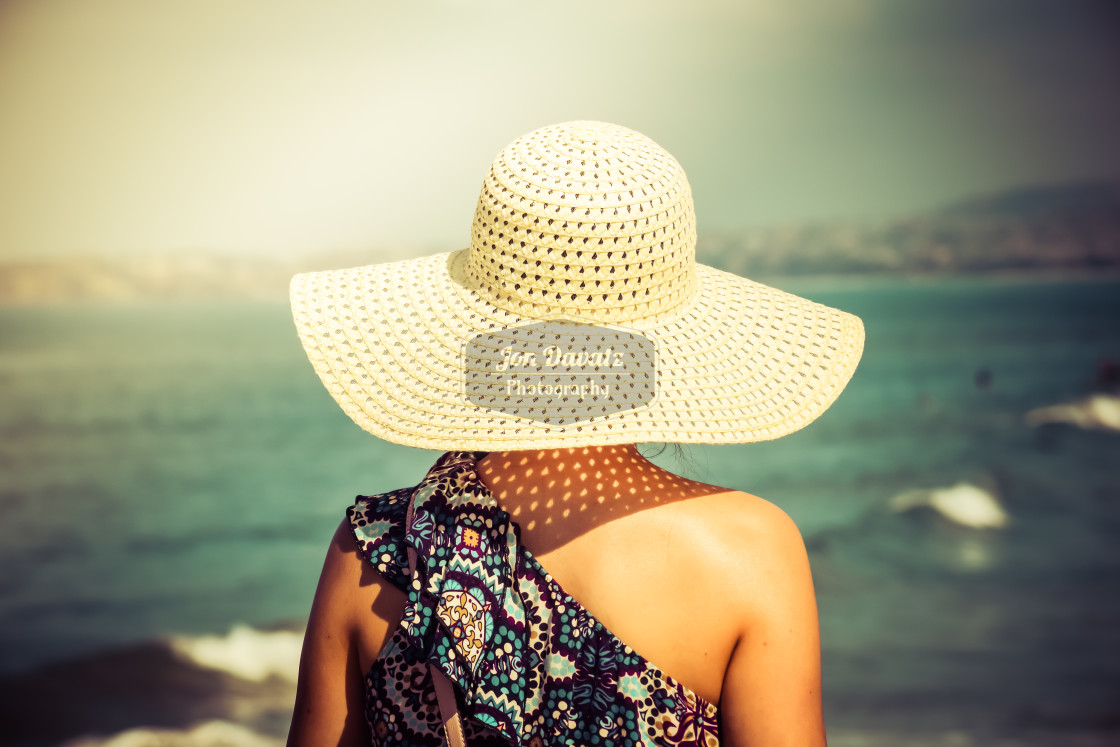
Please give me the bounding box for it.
[348,451,529,745]
[395,451,528,743]
[347,485,415,592]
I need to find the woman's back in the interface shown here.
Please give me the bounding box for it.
[318,446,825,746]
[476,445,804,708]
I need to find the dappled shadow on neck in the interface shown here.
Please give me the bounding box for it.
[475,444,726,556]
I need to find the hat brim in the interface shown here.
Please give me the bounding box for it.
[290,248,864,450]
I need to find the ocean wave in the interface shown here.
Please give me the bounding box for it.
[888,482,1009,530]
[169,625,304,683]
[0,631,296,747]
[1024,393,1120,432]
[59,720,281,747]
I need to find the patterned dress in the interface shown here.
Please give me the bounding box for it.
[347,450,721,747]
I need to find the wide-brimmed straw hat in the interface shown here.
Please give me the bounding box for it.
[291,121,865,450]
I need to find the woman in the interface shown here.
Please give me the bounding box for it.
[286,121,865,746]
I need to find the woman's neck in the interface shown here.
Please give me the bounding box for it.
[476,443,649,502]
[475,444,721,545]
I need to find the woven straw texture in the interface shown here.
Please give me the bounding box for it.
[291,121,865,450]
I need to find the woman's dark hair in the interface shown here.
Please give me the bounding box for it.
[638,443,702,479]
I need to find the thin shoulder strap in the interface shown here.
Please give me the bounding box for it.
[405,497,467,747]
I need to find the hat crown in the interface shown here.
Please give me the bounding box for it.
[464,121,698,323]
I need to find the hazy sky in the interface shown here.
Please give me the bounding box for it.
[1,0,1117,259]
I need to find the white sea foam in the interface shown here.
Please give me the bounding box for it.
[60,720,281,747]
[170,624,304,683]
[889,482,1009,530]
[1025,393,1120,431]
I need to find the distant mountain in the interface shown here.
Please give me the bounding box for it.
[2,181,1118,303]
[940,181,1120,219]
[697,179,1120,277]
[0,249,401,305]
[0,254,298,304]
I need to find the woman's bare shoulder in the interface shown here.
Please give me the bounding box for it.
[692,489,825,745]
[684,485,806,545]
[678,487,814,603]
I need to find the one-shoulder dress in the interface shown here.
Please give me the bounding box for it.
[346,450,720,746]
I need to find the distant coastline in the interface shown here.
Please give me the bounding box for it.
[2,180,1117,304]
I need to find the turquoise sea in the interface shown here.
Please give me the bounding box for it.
[1,275,1118,746]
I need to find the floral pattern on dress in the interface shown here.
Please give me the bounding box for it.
[437,585,492,668]
[346,451,721,746]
